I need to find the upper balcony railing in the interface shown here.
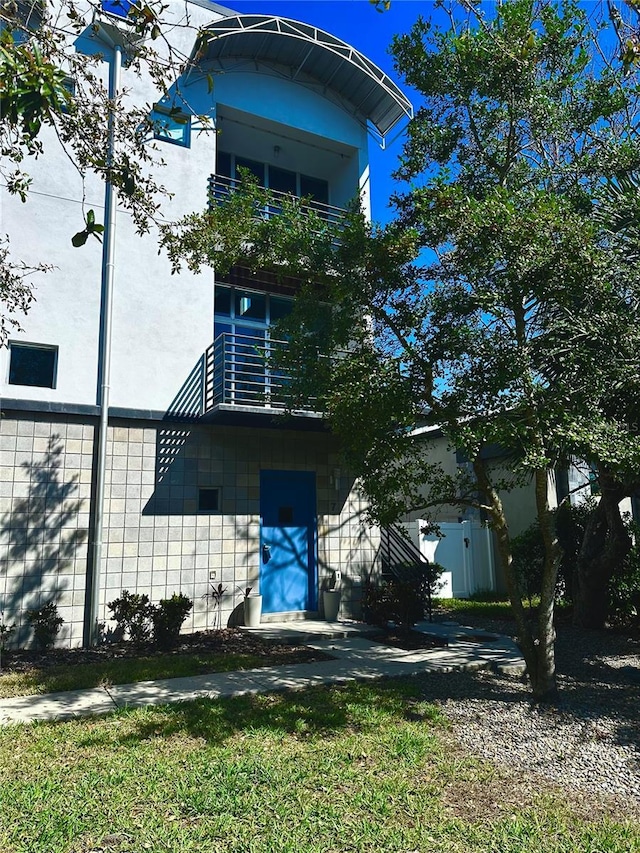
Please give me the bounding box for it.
[204,331,322,414]
[208,174,346,231]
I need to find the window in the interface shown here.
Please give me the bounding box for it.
[60,76,75,113]
[235,290,265,322]
[198,488,219,512]
[300,174,329,206]
[1,0,44,43]
[214,285,293,336]
[213,286,295,406]
[270,166,297,195]
[235,157,265,186]
[9,343,57,388]
[100,0,132,19]
[216,151,329,204]
[217,151,232,178]
[151,104,191,147]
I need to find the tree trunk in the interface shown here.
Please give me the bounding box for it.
[531,467,560,704]
[473,460,559,703]
[573,474,631,629]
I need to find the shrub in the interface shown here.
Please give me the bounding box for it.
[26,601,63,651]
[510,500,640,625]
[511,521,546,606]
[151,593,193,649]
[107,590,152,644]
[609,524,640,627]
[202,582,227,630]
[556,499,595,601]
[363,562,444,633]
[511,502,595,605]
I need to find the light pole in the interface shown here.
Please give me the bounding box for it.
[83,11,137,646]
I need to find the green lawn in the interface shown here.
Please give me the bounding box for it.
[435,597,517,620]
[0,652,271,699]
[0,679,635,853]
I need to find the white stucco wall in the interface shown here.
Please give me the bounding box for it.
[1,0,374,413]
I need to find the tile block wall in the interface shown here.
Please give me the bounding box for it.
[0,413,380,647]
[100,421,380,633]
[0,415,93,647]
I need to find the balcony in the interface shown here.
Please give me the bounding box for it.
[207,174,346,232]
[203,332,325,427]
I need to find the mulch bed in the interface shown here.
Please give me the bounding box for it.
[370,629,449,651]
[0,628,334,675]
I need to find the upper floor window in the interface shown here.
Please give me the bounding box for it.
[100,0,132,19]
[8,343,58,388]
[214,285,293,341]
[216,152,329,206]
[1,0,44,44]
[152,104,191,147]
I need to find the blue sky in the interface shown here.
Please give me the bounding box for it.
[226,1,441,222]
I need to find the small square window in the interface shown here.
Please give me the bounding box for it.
[278,506,294,524]
[199,488,219,512]
[9,343,57,388]
[152,104,191,147]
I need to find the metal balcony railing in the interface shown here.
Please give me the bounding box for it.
[380,524,437,622]
[207,174,346,230]
[204,332,320,413]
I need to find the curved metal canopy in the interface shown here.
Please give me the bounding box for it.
[196,14,413,138]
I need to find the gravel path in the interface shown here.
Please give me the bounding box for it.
[417,621,640,817]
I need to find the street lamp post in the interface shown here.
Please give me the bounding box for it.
[83,9,136,646]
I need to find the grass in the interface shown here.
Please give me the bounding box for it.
[0,652,270,699]
[435,596,574,624]
[435,596,518,621]
[0,678,636,853]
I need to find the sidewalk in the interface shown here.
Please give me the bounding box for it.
[0,621,525,726]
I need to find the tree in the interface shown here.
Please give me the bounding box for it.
[567,172,640,627]
[161,0,640,702]
[0,0,209,339]
[348,0,640,694]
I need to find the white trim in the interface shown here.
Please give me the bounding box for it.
[195,14,413,138]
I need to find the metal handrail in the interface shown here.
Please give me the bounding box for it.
[205,331,320,411]
[381,524,436,622]
[207,174,346,228]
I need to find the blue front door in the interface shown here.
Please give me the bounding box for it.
[260,470,317,613]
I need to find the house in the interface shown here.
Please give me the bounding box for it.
[399,427,638,600]
[0,1,413,646]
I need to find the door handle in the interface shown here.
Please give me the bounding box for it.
[262,544,271,563]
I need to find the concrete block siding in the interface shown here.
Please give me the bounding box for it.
[0,415,93,647]
[0,412,379,647]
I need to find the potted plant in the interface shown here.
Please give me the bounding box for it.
[322,571,341,621]
[242,586,262,628]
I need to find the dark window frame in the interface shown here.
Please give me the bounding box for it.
[8,342,58,389]
[216,151,329,204]
[198,488,220,513]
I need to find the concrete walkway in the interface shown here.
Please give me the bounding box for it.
[0,621,525,726]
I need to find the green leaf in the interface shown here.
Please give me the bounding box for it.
[71,230,88,247]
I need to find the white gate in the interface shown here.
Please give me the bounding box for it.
[406,520,495,599]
